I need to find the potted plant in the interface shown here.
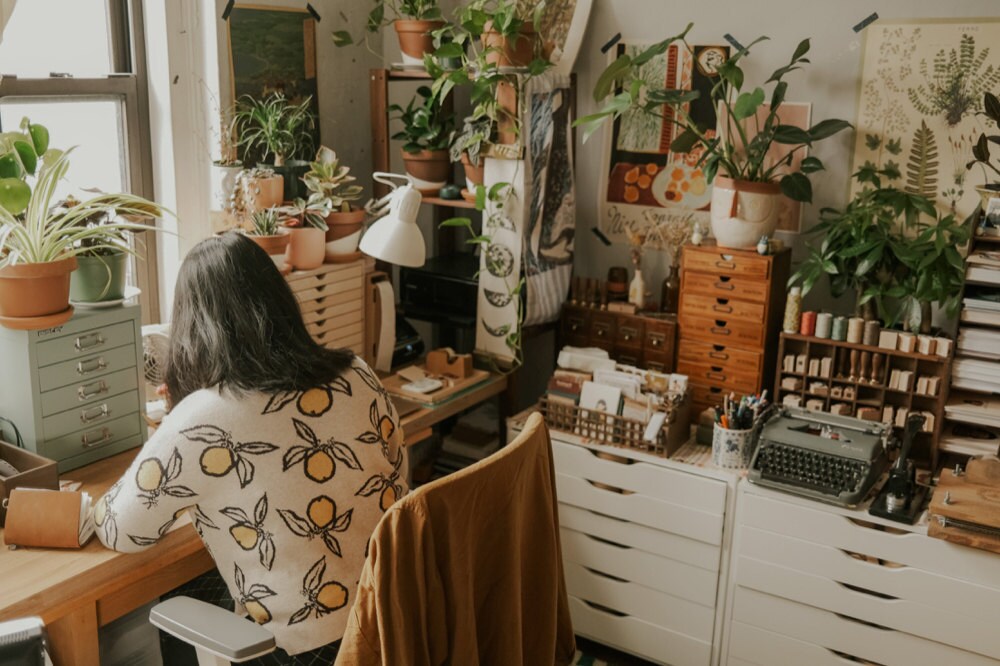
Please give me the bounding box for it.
[389,86,454,194]
[232,93,317,201]
[232,167,284,219]
[302,146,366,250]
[580,26,852,248]
[0,121,165,328]
[338,0,444,65]
[790,165,935,322]
[64,202,131,303]
[210,105,243,232]
[279,195,330,270]
[245,207,289,269]
[469,0,548,68]
[968,91,1000,208]
[450,116,491,197]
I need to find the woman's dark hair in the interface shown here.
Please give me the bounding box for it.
[164,232,354,406]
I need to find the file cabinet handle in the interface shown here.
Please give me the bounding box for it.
[82,427,112,448]
[707,372,727,382]
[80,404,111,424]
[712,303,733,314]
[78,380,109,400]
[709,351,729,361]
[77,357,108,375]
[710,327,731,336]
[74,333,106,352]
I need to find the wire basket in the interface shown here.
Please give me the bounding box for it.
[539,396,679,457]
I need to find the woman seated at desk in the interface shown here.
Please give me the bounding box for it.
[94,233,407,664]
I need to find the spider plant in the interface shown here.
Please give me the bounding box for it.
[0,148,165,267]
[247,207,282,237]
[231,93,316,167]
[279,194,331,231]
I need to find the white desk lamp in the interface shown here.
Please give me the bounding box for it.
[360,172,426,268]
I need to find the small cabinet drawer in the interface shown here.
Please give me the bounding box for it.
[678,340,762,374]
[41,412,142,462]
[691,383,727,410]
[589,313,616,350]
[683,270,770,303]
[38,345,138,393]
[679,314,764,348]
[615,317,644,349]
[679,292,764,324]
[42,391,141,440]
[40,368,140,418]
[676,360,760,393]
[561,306,590,346]
[287,262,364,295]
[682,246,771,279]
[35,321,135,368]
[614,348,642,368]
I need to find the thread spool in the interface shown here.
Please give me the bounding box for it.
[847,317,864,344]
[800,311,817,337]
[831,316,848,341]
[815,312,833,339]
[862,320,881,347]
[783,287,802,333]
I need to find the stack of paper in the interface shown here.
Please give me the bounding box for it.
[958,328,1000,360]
[953,358,1000,393]
[940,421,1000,457]
[945,391,1000,428]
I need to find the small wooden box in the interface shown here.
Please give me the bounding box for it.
[0,440,59,526]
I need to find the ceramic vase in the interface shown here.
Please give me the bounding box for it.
[710,176,782,249]
[401,149,450,196]
[286,228,326,270]
[70,251,128,302]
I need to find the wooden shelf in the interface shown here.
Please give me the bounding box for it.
[387,68,432,80]
[423,196,476,209]
[779,332,949,363]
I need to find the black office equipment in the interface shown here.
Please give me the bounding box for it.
[0,618,45,666]
[870,413,928,524]
[399,253,479,328]
[749,407,892,507]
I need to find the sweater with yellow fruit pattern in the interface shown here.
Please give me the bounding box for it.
[95,358,407,655]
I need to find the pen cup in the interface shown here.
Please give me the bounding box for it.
[712,424,753,469]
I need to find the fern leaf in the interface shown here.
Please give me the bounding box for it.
[905,120,939,199]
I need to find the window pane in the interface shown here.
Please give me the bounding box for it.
[0,97,128,198]
[0,0,113,77]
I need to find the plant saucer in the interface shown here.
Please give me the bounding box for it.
[71,286,141,309]
[325,250,363,264]
[0,306,74,330]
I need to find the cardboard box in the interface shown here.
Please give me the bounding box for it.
[0,441,58,526]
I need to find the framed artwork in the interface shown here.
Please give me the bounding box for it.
[540,0,594,76]
[851,18,1000,220]
[227,5,320,123]
[597,41,730,245]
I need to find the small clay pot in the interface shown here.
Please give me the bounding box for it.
[248,232,290,269]
[401,149,451,194]
[324,207,367,236]
[461,153,485,189]
[248,175,284,212]
[286,227,326,270]
[482,22,539,68]
[0,255,78,320]
[394,19,446,64]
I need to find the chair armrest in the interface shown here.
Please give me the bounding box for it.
[150,597,276,663]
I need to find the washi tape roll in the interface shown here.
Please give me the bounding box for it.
[800,311,817,337]
[815,312,833,339]
[862,319,881,347]
[847,317,865,344]
[831,316,848,341]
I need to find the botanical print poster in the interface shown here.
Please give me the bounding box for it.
[598,42,729,244]
[539,0,593,75]
[852,19,1000,218]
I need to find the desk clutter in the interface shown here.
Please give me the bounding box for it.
[382,349,489,406]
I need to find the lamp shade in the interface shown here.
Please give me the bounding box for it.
[359,180,426,267]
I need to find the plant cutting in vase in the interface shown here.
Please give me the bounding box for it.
[390,86,455,194]
[0,119,166,328]
[279,195,330,270]
[334,0,444,65]
[450,115,491,198]
[232,93,317,201]
[578,25,852,248]
[245,207,289,269]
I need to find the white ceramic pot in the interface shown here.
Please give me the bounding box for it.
[209,163,243,233]
[325,228,362,256]
[710,176,782,249]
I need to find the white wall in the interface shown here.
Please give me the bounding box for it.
[573,0,999,313]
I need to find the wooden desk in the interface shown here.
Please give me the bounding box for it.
[0,376,506,664]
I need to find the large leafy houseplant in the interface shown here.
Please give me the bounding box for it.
[232,93,317,201]
[390,86,454,191]
[333,0,443,66]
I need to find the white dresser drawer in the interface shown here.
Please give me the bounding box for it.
[565,561,714,642]
[552,440,727,516]
[558,504,720,573]
[560,527,717,607]
[731,587,998,666]
[568,596,711,666]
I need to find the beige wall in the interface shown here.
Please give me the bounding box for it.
[572,0,999,314]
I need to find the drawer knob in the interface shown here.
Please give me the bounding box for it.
[78,380,109,400]
[77,357,108,376]
[650,336,663,348]
[74,333,106,352]
[80,404,111,424]
[82,427,112,448]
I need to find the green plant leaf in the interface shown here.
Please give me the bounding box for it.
[331,30,353,47]
[28,123,49,156]
[13,141,37,175]
[645,89,701,106]
[434,42,464,58]
[732,87,765,121]
[718,60,744,91]
[808,119,851,141]
[0,177,31,215]
[0,154,20,179]
[770,81,787,110]
[772,125,811,145]
[670,129,701,154]
[780,172,812,202]
[800,156,824,174]
[593,54,632,102]
[792,38,810,61]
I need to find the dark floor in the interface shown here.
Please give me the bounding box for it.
[576,637,658,665]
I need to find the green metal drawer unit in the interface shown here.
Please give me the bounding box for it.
[0,302,147,471]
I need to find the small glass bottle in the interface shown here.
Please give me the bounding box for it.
[629,269,646,310]
[660,265,679,314]
[783,287,802,333]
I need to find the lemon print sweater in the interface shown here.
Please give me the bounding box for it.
[96,358,407,655]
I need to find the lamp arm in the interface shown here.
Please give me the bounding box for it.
[364,172,415,219]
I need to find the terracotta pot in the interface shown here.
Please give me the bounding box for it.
[286,227,326,270]
[248,232,290,269]
[394,20,445,66]
[496,78,519,145]
[709,176,782,249]
[401,149,450,194]
[0,256,78,320]
[461,153,485,190]
[482,22,539,68]
[325,207,367,233]
[247,175,284,213]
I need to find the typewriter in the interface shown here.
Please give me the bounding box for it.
[748,407,893,507]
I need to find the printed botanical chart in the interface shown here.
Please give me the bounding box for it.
[852,19,1000,219]
[598,42,729,244]
[539,0,593,76]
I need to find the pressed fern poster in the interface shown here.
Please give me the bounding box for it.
[852,19,1000,220]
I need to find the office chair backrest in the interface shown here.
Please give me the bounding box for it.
[336,411,575,666]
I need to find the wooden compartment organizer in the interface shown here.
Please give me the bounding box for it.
[775,332,951,467]
[560,305,677,373]
[285,259,367,356]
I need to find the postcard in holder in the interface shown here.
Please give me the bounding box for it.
[2,488,94,549]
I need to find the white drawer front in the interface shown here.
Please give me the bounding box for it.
[740,492,1000,591]
[565,561,714,642]
[569,596,710,666]
[561,527,717,607]
[736,556,1000,661]
[558,504,720,573]
[555,473,723,545]
[731,586,999,666]
[738,524,1000,626]
[553,440,726,516]
[729,621,873,666]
